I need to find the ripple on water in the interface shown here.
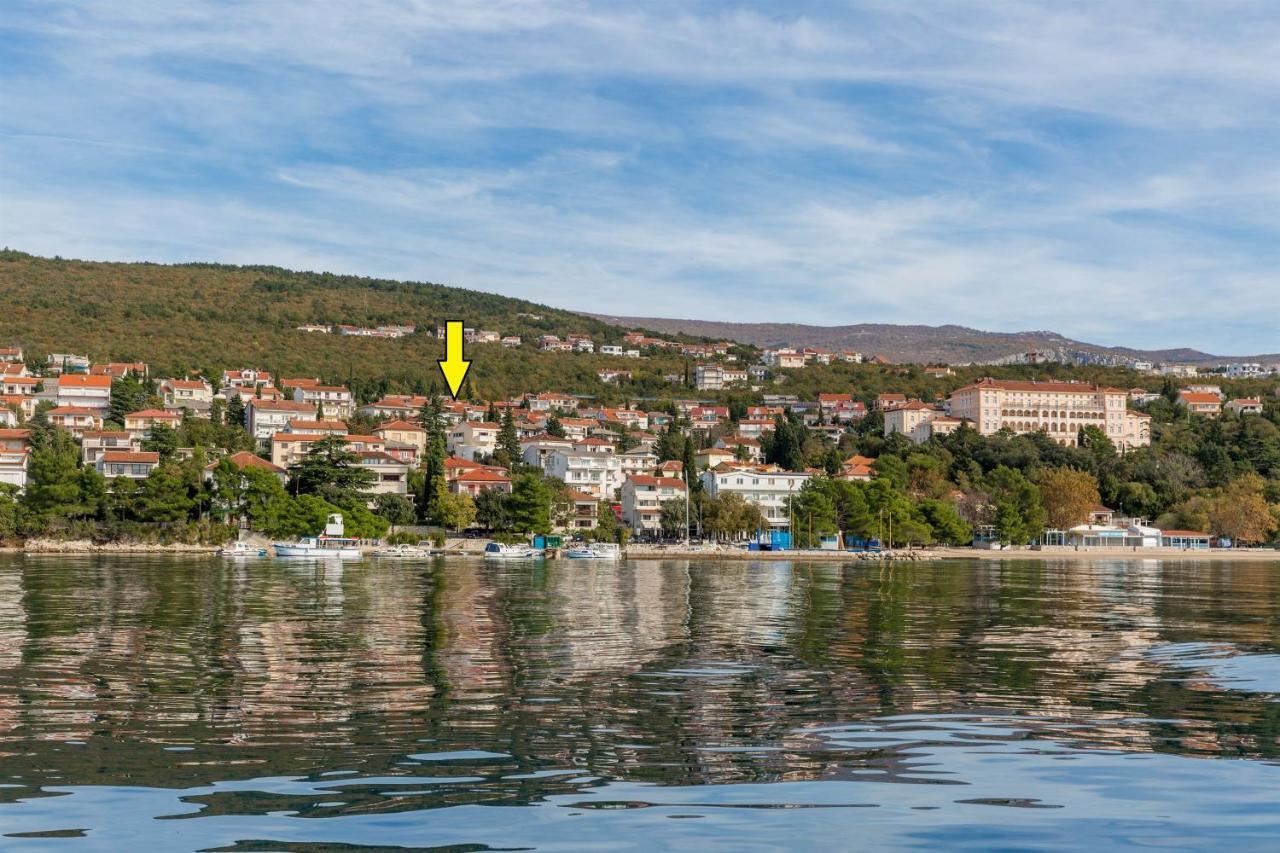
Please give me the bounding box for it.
[1148,642,1280,695]
[0,554,1278,849]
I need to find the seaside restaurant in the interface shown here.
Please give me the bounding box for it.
[1158,529,1212,550]
[1056,522,1162,548]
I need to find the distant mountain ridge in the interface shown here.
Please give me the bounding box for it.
[588,315,1278,366]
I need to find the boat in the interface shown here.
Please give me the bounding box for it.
[483,541,542,560]
[373,543,434,559]
[564,542,622,560]
[219,540,268,558]
[273,513,364,559]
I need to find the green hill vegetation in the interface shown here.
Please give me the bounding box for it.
[0,250,707,401]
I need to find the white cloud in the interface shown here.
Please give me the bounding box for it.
[2,0,1278,353]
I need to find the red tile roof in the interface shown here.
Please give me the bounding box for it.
[628,475,686,489]
[207,451,286,474]
[455,468,511,483]
[102,451,159,464]
[58,374,112,389]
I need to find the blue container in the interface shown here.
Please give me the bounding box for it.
[769,530,791,551]
[532,535,546,549]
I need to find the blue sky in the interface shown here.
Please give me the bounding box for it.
[2,1,1278,354]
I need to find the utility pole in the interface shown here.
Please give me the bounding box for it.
[684,490,690,547]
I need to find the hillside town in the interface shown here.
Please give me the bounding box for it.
[0,340,1278,552]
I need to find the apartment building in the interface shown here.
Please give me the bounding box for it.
[698,465,811,529]
[291,382,355,419]
[621,475,686,537]
[544,449,623,500]
[694,364,749,391]
[245,399,318,440]
[51,374,112,417]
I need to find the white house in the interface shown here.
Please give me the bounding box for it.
[545,449,623,500]
[160,378,214,415]
[245,399,318,441]
[291,383,355,419]
[448,421,500,461]
[97,450,161,480]
[52,374,112,417]
[81,430,140,465]
[699,465,812,529]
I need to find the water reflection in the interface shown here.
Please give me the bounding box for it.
[0,555,1277,849]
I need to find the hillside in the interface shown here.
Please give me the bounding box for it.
[590,315,1279,366]
[0,251,694,400]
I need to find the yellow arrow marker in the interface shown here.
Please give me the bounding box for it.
[437,320,472,399]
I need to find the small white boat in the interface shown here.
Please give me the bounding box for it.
[483,541,542,560]
[564,542,622,560]
[373,544,434,559]
[219,540,267,558]
[274,514,364,560]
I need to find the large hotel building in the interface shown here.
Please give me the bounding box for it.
[946,378,1151,449]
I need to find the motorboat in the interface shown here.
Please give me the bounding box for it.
[274,513,364,559]
[219,540,268,558]
[564,542,621,560]
[483,541,542,559]
[564,542,622,560]
[373,543,434,559]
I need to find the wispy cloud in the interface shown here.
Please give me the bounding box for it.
[2,0,1278,353]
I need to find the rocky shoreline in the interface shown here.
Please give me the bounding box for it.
[16,539,220,554]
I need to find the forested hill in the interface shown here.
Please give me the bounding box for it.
[0,251,699,399]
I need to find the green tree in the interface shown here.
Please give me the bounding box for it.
[22,428,89,529]
[787,479,840,548]
[417,396,448,522]
[290,435,376,504]
[659,497,688,539]
[918,498,972,544]
[0,483,19,540]
[507,472,552,534]
[765,414,804,471]
[545,415,566,438]
[435,489,477,531]
[142,423,179,461]
[494,410,522,468]
[985,465,1047,546]
[655,421,685,463]
[474,487,511,531]
[108,374,151,426]
[374,493,417,531]
[225,394,246,429]
[138,464,194,523]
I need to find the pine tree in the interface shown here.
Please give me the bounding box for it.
[226,394,246,429]
[495,410,521,468]
[23,428,89,527]
[418,395,448,523]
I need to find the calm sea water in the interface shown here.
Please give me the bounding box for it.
[0,554,1277,851]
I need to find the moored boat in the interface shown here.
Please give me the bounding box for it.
[219,540,268,558]
[373,543,434,559]
[564,542,622,560]
[274,514,364,559]
[483,541,542,560]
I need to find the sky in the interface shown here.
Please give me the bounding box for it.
[2,1,1278,355]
